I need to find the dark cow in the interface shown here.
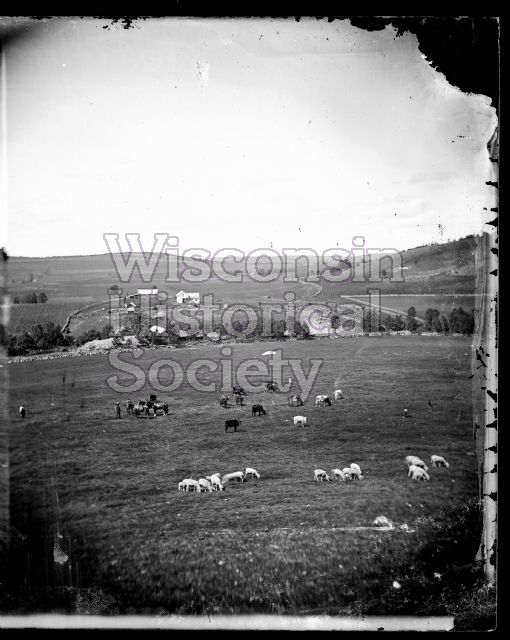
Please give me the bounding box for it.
[225,419,241,433]
[232,384,247,396]
[288,395,304,407]
[251,404,266,416]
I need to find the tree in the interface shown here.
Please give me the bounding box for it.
[406,306,418,332]
[37,292,48,303]
[13,296,20,304]
[100,324,112,339]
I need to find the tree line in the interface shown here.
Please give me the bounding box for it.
[13,291,48,304]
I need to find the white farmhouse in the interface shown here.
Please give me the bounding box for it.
[175,290,200,305]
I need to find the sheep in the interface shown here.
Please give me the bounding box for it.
[408,465,430,481]
[245,467,261,478]
[350,463,362,475]
[348,467,363,480]
[210,476,225,491]
[293,415,307,427]
[182,478,202,492]
[178,481,186,491]
[405,456,429,471]
[198,478,213,492]
[431,455,450,468]
[332,468,346,481]
[314,469,330,482]
[206,473,221,482]
[342,467,355,480]
[334,389,344,400]
[222,471,245,484]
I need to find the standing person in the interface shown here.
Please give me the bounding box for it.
[288,377,293,391]
[403,408,409,418]
[19,405,26,419]
[115,402,121,419]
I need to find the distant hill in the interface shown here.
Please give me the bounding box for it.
[7,236,477,306]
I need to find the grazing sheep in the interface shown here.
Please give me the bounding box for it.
[245,467,261,478]
[405,456,429,471]
[431,455,450,468]
[222,471,245,484]
[332,468,346,481]
[293,415,307,427]
[314,469,330,482]
[350,463,362,475]
[342,467,355,480]
[334,390,344,400]
[408,465,430,481]
[209,476,224,491]
[315,395,332,407]
[349,468,363,480]
[182,478,202,492]
[198,478,213,492]
[178,481,186,491]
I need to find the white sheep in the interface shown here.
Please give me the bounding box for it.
[405,456,429,471]
[182,478,202,492]
[245,467,261,478]
[342,467,354,480]
[178,481,186,491]
[198,478,213,492]
[222,471,245,484]
[314,468,330,482]
[350,463,362,475]
[294,415,307,427]
[431,455,450,468]
[334,389,344,400]
[408,465,430,481]
[332,468,346,481]
[209,476,224,491]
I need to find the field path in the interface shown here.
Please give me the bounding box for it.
[339,294,425,324]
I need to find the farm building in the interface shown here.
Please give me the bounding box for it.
[175,290,200,305]
[125,287,159,308]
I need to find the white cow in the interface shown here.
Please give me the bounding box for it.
[334,390,344,400]
[431,455,450,468]
[314,468,330,482]
[198,478,213,492]
[222,471,245,484]
[315,395,332,407]
[408,465,430,481]
[293,415,307,427]
[405,456,429,471]
[245,467,261,478]
[332,468,345,481]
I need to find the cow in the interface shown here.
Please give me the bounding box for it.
[225,419,241,433]
[293,415,307,427]
[288,395,304,407]
[315,395,332,407]
[251,404,266,417]
[219,395,231,408]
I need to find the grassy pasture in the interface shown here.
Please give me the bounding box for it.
[6,336,481,615]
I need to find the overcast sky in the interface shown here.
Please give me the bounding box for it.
[2,17,497,257]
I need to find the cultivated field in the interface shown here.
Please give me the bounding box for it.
[6,336,480,616]
[7,302,82,334]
